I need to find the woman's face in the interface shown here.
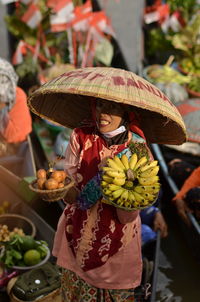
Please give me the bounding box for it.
[95,100,125,133]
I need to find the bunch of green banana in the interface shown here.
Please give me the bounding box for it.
[100,153,160,209]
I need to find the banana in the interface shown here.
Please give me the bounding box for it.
[120,189,129,202]
[106,170,126,179]
[132,191,145,203]
[128,191,136,203]
[129,153,138,170]
[121,154,130,170]
[113,155,126,170]
[133,156,148,171]
[116,197,124,206]
[134,185,160,194]
[113,177,126,186]
[102,167,116,172]
[140,160,158,172]
[141,192,156,202]
[103,188,112,196]
[124,201,132,208]
[140,166,159,178]
[138,175,159,186]
[107,184,122,191]
[101,181,109,188]
[112,188,125,199]
[107,158,124,172]
[102,174,113,183]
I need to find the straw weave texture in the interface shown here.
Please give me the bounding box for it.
[28,67,187,145]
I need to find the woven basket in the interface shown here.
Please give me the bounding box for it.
[29,178,74,202]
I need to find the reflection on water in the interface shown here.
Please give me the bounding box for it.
[155,206,200,302]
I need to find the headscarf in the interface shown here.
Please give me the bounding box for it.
[0,58,18,132]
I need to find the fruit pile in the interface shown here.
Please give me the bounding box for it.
[36,168,68,190]
[0,234,49,268]
[101,153,160,210]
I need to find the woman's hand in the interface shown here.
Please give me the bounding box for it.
[174,199,191,226]
[64,186,79,204]
[153,211,168,238]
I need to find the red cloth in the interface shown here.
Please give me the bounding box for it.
[2,87,32,143]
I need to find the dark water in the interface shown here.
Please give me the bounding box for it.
[155,204,200,301]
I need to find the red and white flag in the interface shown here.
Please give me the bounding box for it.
[89,11,115,37]
[21,3,42,29]
[12,40,27,65]
[50,0,74,32]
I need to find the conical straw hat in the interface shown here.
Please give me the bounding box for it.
[28,67,187,145]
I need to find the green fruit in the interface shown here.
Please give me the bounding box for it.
[23,249,41,266]
[21,236,36,251]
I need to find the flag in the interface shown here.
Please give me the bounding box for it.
[12,40,27,65]
[50,0,74,32]
[21,3,42,29]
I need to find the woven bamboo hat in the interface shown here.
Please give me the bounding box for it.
[28,67,187,145]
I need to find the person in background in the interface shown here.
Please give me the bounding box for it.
[0,57,32,156]
[172,165,200,225]
[53,98,160,301]
[140,188,168,246]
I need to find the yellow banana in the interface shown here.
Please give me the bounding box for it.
[141,192,156,202]
[121,189,129,202]
[128,191,136,203]
[102,174,113,183]
[107,184,122,191]
[112,188,125,199]
[106,170,126,178]
[116,197,124,206]
[129,153,138,170]
[103,188,112,196]
[113,155,126,171]
[107,158,124,172]
[132,191,145,203]
[138,175,159,186]
[140,160,158,172]
[121,154,130,170]
[101,181,109,188]
[113,177,126,186]
[140,166,159,178]
[133,156,148,171]
[134,185,160,194]
[102,167,116,172]
[124,201,132,208]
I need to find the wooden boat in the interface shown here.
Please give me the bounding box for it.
[0,135,36,178]
[151,143,200,262]
[0,164,57,301]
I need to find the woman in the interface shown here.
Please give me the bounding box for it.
[53,98,160,301]
[0,58,32,156]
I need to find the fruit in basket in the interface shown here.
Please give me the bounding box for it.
[36,169,47,179]
[35,167,68,190]
[101,153,160,209]
[44,178,59,190]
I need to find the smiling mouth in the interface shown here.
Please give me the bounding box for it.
[99,120,110,126]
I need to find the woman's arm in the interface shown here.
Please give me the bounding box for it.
[116,208,139,224]
[63,129,81,204]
